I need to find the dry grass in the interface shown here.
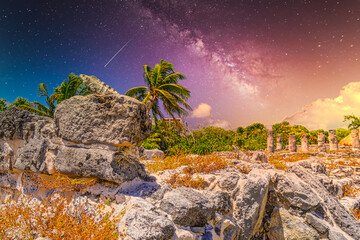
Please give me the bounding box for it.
[267,153,311,171]
[144,153,229,174]
[352,207,360,220]
[165,171,206,189]
[342,184,360,198]
[0,195,122,240]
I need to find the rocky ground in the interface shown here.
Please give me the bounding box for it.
[0,78,359,239]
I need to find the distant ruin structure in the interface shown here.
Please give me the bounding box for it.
[318,132,326,152]
[276,135,282,151]
[267,130,274,153]
[351,129,360,151]
[289,135,297,152]
[329,129,338,151]
[301,134,309,152]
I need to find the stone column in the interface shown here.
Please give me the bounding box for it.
[267,130,274,153]
[301,134,309,152]
[276,135,282,151]
[289,135,297,152]
[318,132,326,152]
[351,129,360,151]
[329,129,338,151]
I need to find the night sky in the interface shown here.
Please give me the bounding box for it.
[1,0,360,130]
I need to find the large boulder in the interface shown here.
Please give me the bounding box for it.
[0,107,52,140]
[268,207,319,240]
[54,146,147,184]
[274,172,321,210]
[234,169,271,239]
[160,187,216,227]
[0,142,13,171]
[54,94,152,146]
[141,148,164,160]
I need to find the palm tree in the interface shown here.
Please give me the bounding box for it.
[126,59,192,126]
[51,73,91,104]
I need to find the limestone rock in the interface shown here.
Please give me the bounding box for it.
[268,207,319,240]
[234,169,270,240]
[160,187,215,227]
[0,142,13,171]
[125,209,175,240]
[142,148,164,160]
[274,173,321,210]
[54,94,152,146]
[14,138,51,173]
[217,173,240,191]
[0,107,52,140]
[54,145,147,184]
[250,151,267,163]
[79,74,121,96]
[305,212,329,234]
[328,230,348,240]
[288,165,360,239]
[207,191,232,214]
[0,173,17,189]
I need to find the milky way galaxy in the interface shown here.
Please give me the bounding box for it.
[1,0,360,129]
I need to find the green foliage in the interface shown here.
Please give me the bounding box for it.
[143,123,234,155]
[344,114,360,129]
[336,128,351,142]
[9,73,90,118]
[0,99,8,111]
[126,59,192,126]
[234,123,267,151]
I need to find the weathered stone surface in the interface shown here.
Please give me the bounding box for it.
[142,148,164,160]
[54,94,152,146]
[160,187,215,227]
[221,219,240,240]
[318,132,326,152]
[268,207,319,240]
[305,212,329,234]
[351,129,360,151]
[125,209,176,240]
[218,173,240,191]
[274,173,321,210]
[234,169,270,240]
[14,138,51,173]
[339,197,360,212]
[0,142,13,171]
[0,107,52,140]
[267,130,274,153]
[54,146,147,184]
[329,129,339,151]
[301,134,309,152]
[0,173,17,189]
[328,230,348,240]
[289,135,297,152]
[250,151,268,163]
[208,191,232,214]
[276,135,282,151]
[80,74,121,96]
[288,165,360,239]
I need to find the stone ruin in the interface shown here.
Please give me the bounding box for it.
[268,128,360,153]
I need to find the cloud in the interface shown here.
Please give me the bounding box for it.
[284,82,360,130]
[191,103,212,118]
[206,118,232,129]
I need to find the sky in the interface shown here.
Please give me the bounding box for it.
[1,0,360,130]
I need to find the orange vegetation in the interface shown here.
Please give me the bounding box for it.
[0,196,121,240]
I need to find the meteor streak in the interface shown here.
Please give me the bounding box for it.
[104,38,132,68]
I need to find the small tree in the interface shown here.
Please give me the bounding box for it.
[344,114,360,129]
[0,99,8,111]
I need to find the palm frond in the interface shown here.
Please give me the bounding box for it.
[162,72,186,84]
[159,83,191,100]
[126,87,148,101]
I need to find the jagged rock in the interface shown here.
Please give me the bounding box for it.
[0,107,52,140]
[305,212,329,234]
[54,145,147,184]
[250,151,267,163]
[268,207,319,240]
[125,209,175,240]
[217,173,240,191]
[0,173,17,189]
[142,148,164,160]
[175,229,196,240]
[328,230,348,240]
[54,94,152,146]
[288,165,360,239]
[221,219,240,240]
[274,172,321,210]
[80,74,121,96]
[339,197,360,212]
[0,142,13,171]
[207,191,232,214]
[160,187,215,227]
[234,169,270,240]
[13,138,52,173]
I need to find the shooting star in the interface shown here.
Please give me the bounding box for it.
[104,38,132,68]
